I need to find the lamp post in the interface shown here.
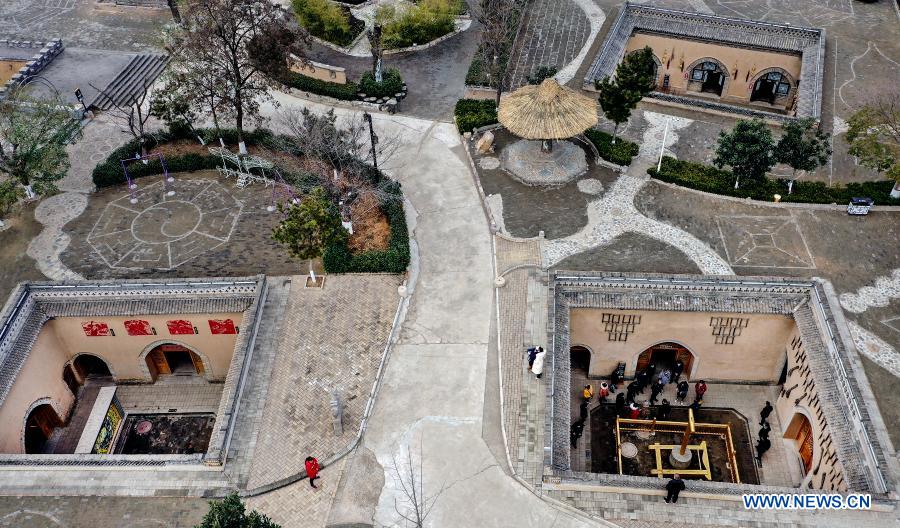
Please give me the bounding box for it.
[363,112,378,170]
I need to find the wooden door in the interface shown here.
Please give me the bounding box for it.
[190,352,206,376]
[149,349,171,376]
[797,418,813,473]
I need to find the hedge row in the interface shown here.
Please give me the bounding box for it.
[584,129,639,166]
[454,98,497,133]
[322,181,410,273]
[91,128,277,188]
[285,71,359,101]
[648,157,900,205]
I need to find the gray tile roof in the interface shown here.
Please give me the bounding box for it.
[584,2,826,120]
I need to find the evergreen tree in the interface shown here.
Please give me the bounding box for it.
[774,117,831,193]
[195,493,280,528]
[272,187,348,282]
[714,118,776,189]
[596,46,657,142]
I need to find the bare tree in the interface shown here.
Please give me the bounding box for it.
[166,0,308,154]
[91,78,154,157]
[388,440,445,528]
[474,0,521,105]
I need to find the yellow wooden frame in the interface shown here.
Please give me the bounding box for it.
[648,441,712,480]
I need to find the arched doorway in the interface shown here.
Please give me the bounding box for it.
[570,345,591,373]
[785,412,814,474]
[72,354,112,380]
[144,343,206,379]
[24,403,62,454]
[691,60,725,96]
[751,70,793,104]
[635,342,694,380]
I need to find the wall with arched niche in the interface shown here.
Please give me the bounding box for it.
[623,32,802,109]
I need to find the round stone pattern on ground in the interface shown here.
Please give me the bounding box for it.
[499,139,587,186]
[576,178,604,195]
[87,180,243,270]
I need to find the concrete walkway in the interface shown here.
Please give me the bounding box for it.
[262,93,604,526]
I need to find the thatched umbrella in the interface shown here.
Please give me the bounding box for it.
[498,78,598,151]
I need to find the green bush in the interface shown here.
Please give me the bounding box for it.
[358,68,404,99]
[584,129,639,166]
[293,0,363,47]
[285,71,359,101]
[454,99,498,133]
[323,181,410,273]
[648,157,900,205]
[379,0,459,49]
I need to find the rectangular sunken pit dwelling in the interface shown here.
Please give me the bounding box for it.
[547,272,895,500]
[0,277,265,466]
[585,3,826,121]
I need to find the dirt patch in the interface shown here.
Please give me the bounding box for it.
[0,202,47,299]
[348,193,391,253]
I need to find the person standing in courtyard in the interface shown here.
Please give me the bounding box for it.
[676,380,689,403]
[664,474,686,503]
[532,347,546,379]
[694,380,707,402]
[582,384,594,403]
[305,456,321,488]
[659,399,672,420]
[645,362,656,382]
[756,437,771,463]
[658,368,671,386]
[615,392,627,417]
[636,369,649,392]
[759,422,771,441]
[580,400,589,421]
[629,401,641,419]
[599,381,610,402]
[626,380,640,403]
[760,401,773,425]
[672,359,684,383]
[649,378,664,405]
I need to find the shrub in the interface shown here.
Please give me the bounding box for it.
[380,0,459,49]
[584,129,639,166]
[323,181,410,273]
[358,68,404,99]
[293,0,363,47]
[285,71,359,101]
[648,157,900,205]
[454,98,497,133]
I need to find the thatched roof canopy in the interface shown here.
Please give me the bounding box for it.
[498,79,598,140]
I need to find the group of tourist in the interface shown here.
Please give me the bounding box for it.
[755,401,774,463]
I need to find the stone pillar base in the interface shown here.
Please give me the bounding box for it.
[669,448,693,469]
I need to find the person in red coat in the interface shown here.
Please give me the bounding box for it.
[305,456,321,488]
[694,380,708,403]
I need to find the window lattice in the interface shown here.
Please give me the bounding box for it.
[602,313,641,342]
[710,316,748,344]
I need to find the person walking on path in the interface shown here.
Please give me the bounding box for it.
[649,378,664,405]
[580,400,589,421]
[676,380,689,403]
[672,359,684,383]
[615,392,627,417]
[305,456,321,488]
[582,384,594,403]
[694,380,708,402]
[527,346,540,370]
[626,380,640,403]
[531,348,546,378]
[760,401,773,425]
[659,399,672,420]
[756,437,771,463]
[658,369,671,386]
[664,474,686,503]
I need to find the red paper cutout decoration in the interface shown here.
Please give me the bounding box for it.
[208,319,237,335]
[124,319,152,336]
[82,321,110,337]
[167,319,195,335]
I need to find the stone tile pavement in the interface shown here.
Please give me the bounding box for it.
[246,274,401,490]
[246,457,347,528]
[507,0,591,89]
[0,495,207,528]
[115,378,224,414]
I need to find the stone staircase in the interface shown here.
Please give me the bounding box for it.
[90,53,169,110]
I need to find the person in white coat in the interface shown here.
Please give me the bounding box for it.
[532,348,547,379]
